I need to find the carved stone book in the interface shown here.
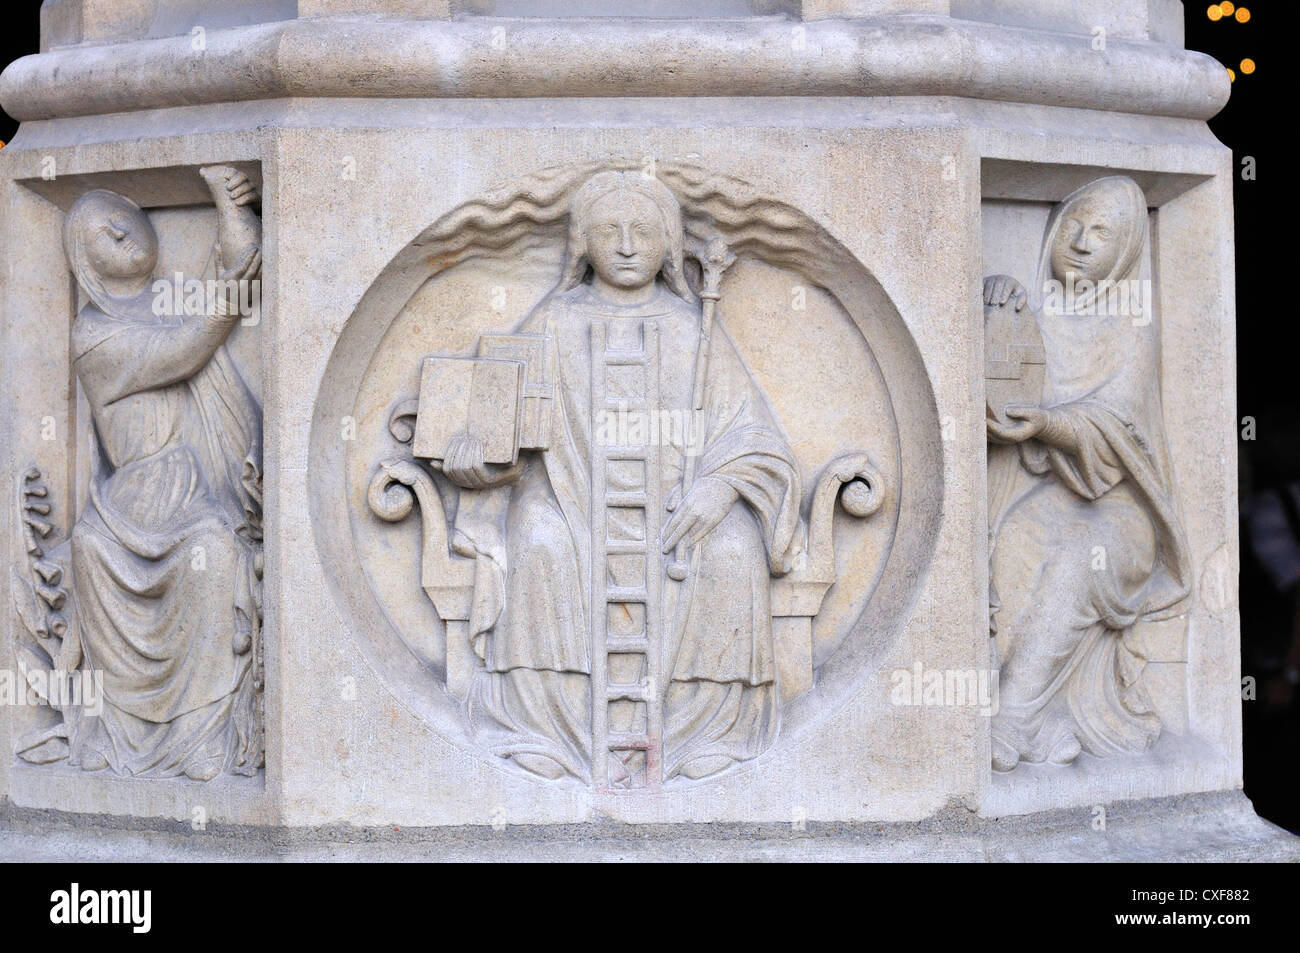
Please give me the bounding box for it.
[983,302,1045,428]
[476,332,554,450]
[412,357,524,464]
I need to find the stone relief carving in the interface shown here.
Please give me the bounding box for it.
[368,167,888,789]
[11,168,265,781]
[983,175,1192,772]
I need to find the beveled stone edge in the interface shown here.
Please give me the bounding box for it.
[0,15,1230,123]
[3,789,1296,861]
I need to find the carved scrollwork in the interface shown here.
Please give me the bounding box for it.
[387,398,421,445]
[367,458,425,523]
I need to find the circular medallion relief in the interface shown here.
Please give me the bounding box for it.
[310,162,941,789]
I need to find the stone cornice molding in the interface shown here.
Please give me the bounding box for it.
[1,15,1230,122]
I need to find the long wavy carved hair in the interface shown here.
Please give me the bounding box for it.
[555,171,694,302]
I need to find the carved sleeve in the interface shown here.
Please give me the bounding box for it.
[1022,401,1137,501]
[76,310,241,405]
[695,326,802,572]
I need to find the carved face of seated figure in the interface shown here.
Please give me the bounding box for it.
[89,202,156,276]
[1047,182,1131,294]
[581,187,671,305]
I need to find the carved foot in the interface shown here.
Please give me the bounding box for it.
[78,749,110,772]
[19,737,69,765]
[510,753,566,780]
[991,735,1020,773]
[15,725,69,765]
[184,759,223,782]
[1046,733,1082,767]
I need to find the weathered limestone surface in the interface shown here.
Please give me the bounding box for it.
[3,790,1296,862]
[0,0,1291,859]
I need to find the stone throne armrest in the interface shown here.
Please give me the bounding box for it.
[771,452,886,702]
[370,416,889,705]
[367,456,478,701]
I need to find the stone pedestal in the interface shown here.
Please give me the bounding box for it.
[1,0,1292,858]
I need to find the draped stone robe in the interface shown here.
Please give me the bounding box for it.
[989,295,1191,768]
[463,282,801,782]
[65,302,263,779]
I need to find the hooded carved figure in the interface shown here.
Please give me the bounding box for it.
[986,176,1192,771]
[58,181,264,781]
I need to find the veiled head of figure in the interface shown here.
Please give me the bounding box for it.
[64,190,158,288]
[1048,177,1144,286]
[559,170,692,300]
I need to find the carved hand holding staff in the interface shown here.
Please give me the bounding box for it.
[665,235,736,581]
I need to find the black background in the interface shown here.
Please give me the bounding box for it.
[1182,1,1295,834]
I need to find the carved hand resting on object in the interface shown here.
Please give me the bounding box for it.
[440,432,522,490]
[983,274,1028,312]
[200,165,262,315]
[214,168,259,208]
[986,405,1082,454]
[986,406,1047,444]
[219,233,261,280]
[661,476,740,553]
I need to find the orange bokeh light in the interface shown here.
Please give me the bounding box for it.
[1240,58,1256,74]
[1236,7,1251,22]
[1220,1,1235,14]
[1208,5,1223,19]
